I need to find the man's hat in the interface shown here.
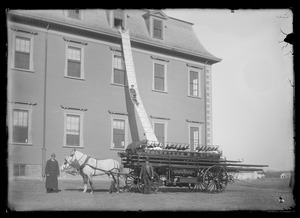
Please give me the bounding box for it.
[51,153,56,157]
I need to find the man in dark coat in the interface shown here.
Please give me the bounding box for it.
[139,156,154,194]
[129,85,139,106]
[45,153,60,193]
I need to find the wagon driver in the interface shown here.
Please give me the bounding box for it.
[139,156,154,194]
[45,153,61,193]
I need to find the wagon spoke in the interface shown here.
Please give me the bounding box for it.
[190,169,207,192]
[204,166,228,193]
[125,171,142,193]
[206,180,215,192]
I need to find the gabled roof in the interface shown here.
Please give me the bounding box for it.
[7,9,221,64]
[142,10,168,20]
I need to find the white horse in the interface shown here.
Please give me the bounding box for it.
[61,149,121,194]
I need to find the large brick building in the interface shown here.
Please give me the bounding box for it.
[7,9,221,178]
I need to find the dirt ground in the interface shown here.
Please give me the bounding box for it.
[7,177,295,212]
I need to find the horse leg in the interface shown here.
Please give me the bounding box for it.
[110,173,120,194]
[108,173,116,194]
[88,175,94,194]
[115,171,120,193]
[80,171,88,193]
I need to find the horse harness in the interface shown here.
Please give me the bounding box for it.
[79,156,118,176]
[80,155,90,171]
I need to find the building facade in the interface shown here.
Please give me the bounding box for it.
[7,9,221,178]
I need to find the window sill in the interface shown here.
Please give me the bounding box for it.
[64,76,85,81]
[9,142,33,146]
[62,145,84,148]
[152,89,168,94]
[67,16,81,20]
[111,83,126,87]
[11,67,34,73]
[152,36,164,40]
[110,147,125,151]
[187,95,202,99]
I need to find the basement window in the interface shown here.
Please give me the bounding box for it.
[13,164,26,176]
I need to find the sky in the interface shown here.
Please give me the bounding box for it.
[164,9,294,171]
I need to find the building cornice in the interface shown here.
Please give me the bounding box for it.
[7,11,221,65]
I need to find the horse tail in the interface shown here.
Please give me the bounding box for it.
[116,160,121,172]
[118,160,123,174]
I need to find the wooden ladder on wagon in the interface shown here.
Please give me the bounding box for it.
[119,28,159,146]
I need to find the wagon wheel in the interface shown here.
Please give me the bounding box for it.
[150,172,160,193]
[188,169,207,192]
[138,172,160,194]
[125,171,143,193]
[203,165,228,193]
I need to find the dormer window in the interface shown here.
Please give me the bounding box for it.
[143,10,167,40]
[113,10,125,29]
[68,10,81,19]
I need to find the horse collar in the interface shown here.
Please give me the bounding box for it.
[80,156,90,170]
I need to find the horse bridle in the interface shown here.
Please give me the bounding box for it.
[62,157,79,175]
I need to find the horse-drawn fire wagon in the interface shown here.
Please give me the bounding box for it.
[118,140,268,194]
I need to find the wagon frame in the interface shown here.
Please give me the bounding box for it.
[118,141,268,194]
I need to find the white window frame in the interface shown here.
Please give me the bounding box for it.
[188,67,202,98]
[9,104,33,145]
[188,124,202,152]
[64,43,85,80]
[150,17,164,40]
[11,31,34,72]
[152,60,168,93]
[63,110,84,148]
[152,120,168,144]
[110,115,128,150]
[111,51,126,86]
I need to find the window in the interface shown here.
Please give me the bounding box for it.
[113,55,126,85]
[68,10,81,19]
[190,71,199,96]
[154,123,165,143]
[110,115,128,150]
[113,10,125,29]
[153,19,163,39]
[188,68,202,97]
[153,62,167,92]
[189,126,201,151]
[13,164,26,176]
[67,46,81,78]
[12,109,29,143]
[14,36,31,70]
[113,119,125,148]
[9,103,33,145]
[66,115,80,146]
[64,112,84,147]
[64,39,86,80]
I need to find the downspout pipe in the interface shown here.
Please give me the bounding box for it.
[42,23,50,179]
[203,60,208,147]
